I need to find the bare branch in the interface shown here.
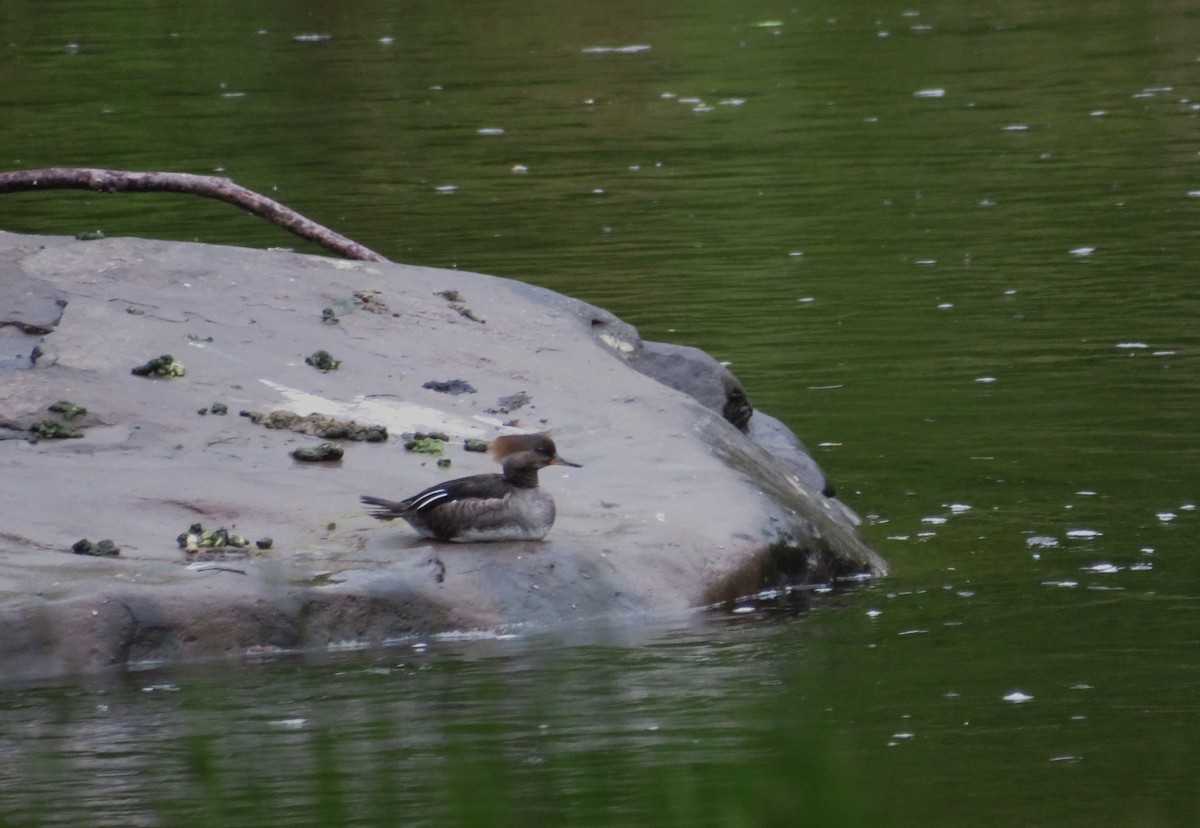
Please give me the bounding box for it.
[0,168,390,262]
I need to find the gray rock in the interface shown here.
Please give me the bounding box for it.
[747,410,835,499]
[0,267,68,335]
[630,340,752,431]
[0,230,886,682]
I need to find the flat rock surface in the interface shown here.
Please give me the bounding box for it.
[0,231,885,682]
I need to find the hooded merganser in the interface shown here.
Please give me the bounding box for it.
[360,433,581,542]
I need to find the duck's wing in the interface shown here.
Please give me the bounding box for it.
[361,473,509,519]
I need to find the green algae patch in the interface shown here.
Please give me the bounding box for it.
[404,432,450,455]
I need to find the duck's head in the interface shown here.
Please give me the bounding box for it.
[489,433,581,471]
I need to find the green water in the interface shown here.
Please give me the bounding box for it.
[2,0,1199,824]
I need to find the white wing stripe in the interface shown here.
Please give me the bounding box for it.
[412,489,451,510]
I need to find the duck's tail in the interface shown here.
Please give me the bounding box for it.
[360,495,406,521]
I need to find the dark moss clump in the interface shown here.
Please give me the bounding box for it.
[291,442,344,462]
[463,438,490,453]
[305,350,341,372]
[71,538,119,557]
[177,523,252,556]
[48,400,87,420]
[29,419,83,439]
[422,379,476,395]
[353,289,389,314]
[242,410,387,442]
[131,354,185,378]
[30,399,91,439]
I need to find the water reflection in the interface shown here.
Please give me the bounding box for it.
[4,559,1196,826]
[0,616,847,826]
